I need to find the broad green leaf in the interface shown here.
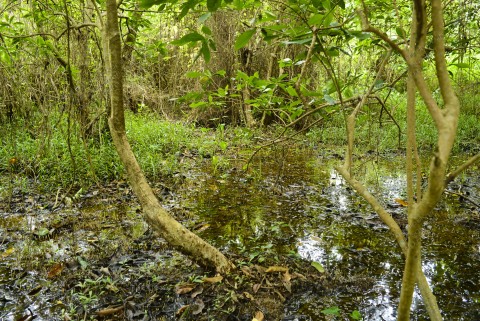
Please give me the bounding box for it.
[207,0,222,12]
[395,27,407,38]
[186,71,204,78]
[451,63,469,68]
[178,0,199,20]
[311,261,325,273]
[286,86,298,97]
[308,13,324,26]
[234,29,256,50]
[171,32,204,45]
[202,25,212,35]
[321,306,340,315]
[351,310,362,320]
[200,41,211,62]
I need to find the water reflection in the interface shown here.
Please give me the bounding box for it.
[190,153,480,320]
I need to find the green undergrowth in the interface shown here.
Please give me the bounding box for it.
[1,98,478,196]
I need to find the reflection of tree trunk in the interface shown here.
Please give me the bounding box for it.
[240,48,255,127]
[104,0,233,274]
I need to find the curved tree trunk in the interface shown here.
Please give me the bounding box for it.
[103,0,234,274]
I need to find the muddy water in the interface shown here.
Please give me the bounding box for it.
[1,150,479,320]
[187,151,480,320]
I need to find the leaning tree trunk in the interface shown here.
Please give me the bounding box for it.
[103,0,234,274]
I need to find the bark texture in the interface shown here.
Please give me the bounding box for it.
[104,0,233,274]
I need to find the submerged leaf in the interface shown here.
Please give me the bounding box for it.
[311,261,325,273]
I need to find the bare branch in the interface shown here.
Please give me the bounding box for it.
[445,153,480,185]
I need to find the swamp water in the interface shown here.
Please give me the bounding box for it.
[1,150,479,320]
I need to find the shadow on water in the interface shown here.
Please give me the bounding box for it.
[187,150,480,320]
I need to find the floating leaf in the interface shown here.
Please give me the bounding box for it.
[395,198,408,207]
[311,261,325,273]
[351,310,362,320]
[203,275,223,283]
[176,286,194,294]
[321,306,340,315]
[252,311,264,321]
[1,247,15,258]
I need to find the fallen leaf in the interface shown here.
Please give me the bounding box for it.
[176,305,189,316]
[395,198,409,207]
[28,285,42,296]
[283,270,291,282]
[311,261,325,273]
[202,275,223,283]
[47,263,64,279]
[191,299,205,315]
[243,292,255,301]
[191,286,204,298]
[252,311,264,321]
[1,247,15,258]
[95,305,123,316]
[283,280,292,292]
[176,286,194,295]
[265,266,288,273]
[252,283,261,293]
[241,266,253,276]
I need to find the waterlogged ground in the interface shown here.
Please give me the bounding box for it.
[1,149,479,320]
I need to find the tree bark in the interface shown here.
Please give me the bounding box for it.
[103,0,234,274]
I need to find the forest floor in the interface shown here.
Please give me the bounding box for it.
[1,147,479,321]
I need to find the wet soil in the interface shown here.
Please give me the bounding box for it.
[1,149,479,320]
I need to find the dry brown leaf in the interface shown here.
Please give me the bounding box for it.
[283,270,291,282]
[241,266,253,276]
[95,305,123,316]
[47,263,64,279]
[203,275,223,283]
[252,283,261,293]
[176,305,189,316]
[283,280,292,292]
[265,266,288,273]
[175,286,194,295]
[252,311,264,321]
[395,198,409,207]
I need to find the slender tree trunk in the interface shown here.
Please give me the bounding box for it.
[103,0,234,274]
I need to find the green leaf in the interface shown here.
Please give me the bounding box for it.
[186,71,204,78]
[451,63,469,68]
[311,261,325,273]
[198,13,211,23]
[308,13,324,25]
[200,41,211,62]
[286,86,298,97]
[321,306,340,315]
[171,32,204,45]
[351,310,362,320]
[207,0,222,12]
[202,25,212,35]
[395,27,406,38]
[234,29,256,50]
